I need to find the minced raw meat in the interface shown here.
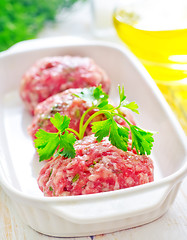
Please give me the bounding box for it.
[28,88,136,140]
[20,56,110,115]
[37,135,154,197]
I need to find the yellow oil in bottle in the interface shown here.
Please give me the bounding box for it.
[113,1,187,134]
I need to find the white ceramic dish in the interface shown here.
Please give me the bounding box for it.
[0,37,187,237]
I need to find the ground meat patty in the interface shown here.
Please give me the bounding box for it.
[38,135,154,197]
[28,88,136,140]
[20,56,110,115]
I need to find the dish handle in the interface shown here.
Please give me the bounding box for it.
[43,180,180,224]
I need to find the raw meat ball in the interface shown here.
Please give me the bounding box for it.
[28,88,136,140]
[20,56,110,115]
[38,135,154,197]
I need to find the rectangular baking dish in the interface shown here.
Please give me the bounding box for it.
[0,37,187,237]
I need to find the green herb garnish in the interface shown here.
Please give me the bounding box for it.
[72,173,79,183]
[34,114,76,161]
[34,85,154,161]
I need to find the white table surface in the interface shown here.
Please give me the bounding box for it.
[0,1,187,239]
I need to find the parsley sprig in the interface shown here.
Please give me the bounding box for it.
[34,114,76,161]
[34,85,154,161]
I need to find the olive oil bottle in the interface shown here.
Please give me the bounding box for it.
[113,0,187,133]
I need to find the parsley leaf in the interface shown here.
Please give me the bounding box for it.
[92,119,112,142]
[93,85,108,102]
[34,129,60,161]
[118,85,139,114]
[121,100,139,114]
[118,85,126,103]
[59,131,76,158]
[34,114,76,161]
[92,118,129,152]
[50,113,70,132]
[109,121,129,152]
[97,100,114,110]
[130,125,154,155]
[74,85,108,106]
